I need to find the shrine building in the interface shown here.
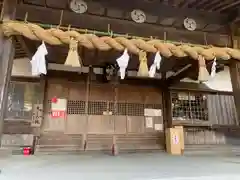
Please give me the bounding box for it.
[1,0,240,155]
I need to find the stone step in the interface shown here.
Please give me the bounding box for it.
[0,148,12,158]
[184,145,240,156]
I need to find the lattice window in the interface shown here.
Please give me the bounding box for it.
[47,100,160,116]
[116,103,127,115]
[126,103,144,116]
[108,102,115,115]
[145,104,161,109]
[67,100,85,114]
[171,91,208,122]
[88,101,107,115]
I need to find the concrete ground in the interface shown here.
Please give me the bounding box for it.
[1,153,240,180]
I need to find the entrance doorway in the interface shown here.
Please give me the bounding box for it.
[37,76,165,154]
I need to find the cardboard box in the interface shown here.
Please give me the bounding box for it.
[165,128,182,155]
[174,126,184,153]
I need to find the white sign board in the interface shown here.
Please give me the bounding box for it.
[154,124,163,131]
[144,108,162,117]
[145,117,153,128]
[51,98,67,111]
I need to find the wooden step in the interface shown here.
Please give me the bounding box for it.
[116,133,164,151]
[86,134,112,151]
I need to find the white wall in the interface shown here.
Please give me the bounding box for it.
[11,58,39,77]
[181,66,233,92]
[12,59,233,92]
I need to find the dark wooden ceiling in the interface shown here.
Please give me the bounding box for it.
[158,0,240,13]
[17,0,236,33]
[21,0,240,13]
[14,0,233,47]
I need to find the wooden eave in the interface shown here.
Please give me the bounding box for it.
[3,0,238,82]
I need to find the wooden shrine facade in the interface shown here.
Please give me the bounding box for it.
[1,0,240,154]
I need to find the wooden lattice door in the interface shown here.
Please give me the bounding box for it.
[37,77,165,153]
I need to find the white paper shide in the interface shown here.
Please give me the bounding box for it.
[116,49,130,79]
[31,41,48,76]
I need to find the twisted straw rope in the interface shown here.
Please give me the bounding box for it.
[2,21,240,61]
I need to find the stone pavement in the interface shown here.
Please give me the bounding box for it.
[1,153,240,180]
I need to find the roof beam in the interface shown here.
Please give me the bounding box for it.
[211,0,237,12]
[14,4,231,47]
[97,0,227,25]
[217,0,240,12]
[200,0,221,10]
[227,7,240,24]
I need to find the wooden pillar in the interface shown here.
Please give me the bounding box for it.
[229,32,240,124]
[162,73,173,129]
[0,0,17,145]
[162,88,172,129]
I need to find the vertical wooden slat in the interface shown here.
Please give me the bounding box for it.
[211,95,218,124]
[0,0,17,145]
[219,95,228,124]
[216,94,225,124]
[224,95,233,125]
[231,96,239,125]
[225,95,233,125]
[207,94,218,124]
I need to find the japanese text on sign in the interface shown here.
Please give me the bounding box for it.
[51,110,66,118]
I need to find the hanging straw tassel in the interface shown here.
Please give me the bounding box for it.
[198,55,209,82]
[137,50,149,77]
[210,57,217,78]
[65,38,81,67]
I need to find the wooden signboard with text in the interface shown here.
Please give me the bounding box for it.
[31,104,43,127]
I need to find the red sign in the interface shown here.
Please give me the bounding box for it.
[51,110,66,118]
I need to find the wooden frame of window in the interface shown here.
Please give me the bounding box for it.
[4,77,42,122]
[170,83,237,127]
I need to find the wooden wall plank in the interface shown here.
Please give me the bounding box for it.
[207,94,237,125]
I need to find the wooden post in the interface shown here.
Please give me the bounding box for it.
[229,23,240,125]
[229,59,240,125]
[162,73,173,151]
[0,0,17,145]
[162,73,173,129]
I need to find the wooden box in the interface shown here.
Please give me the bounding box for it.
[174,126,184,152]
[165,128,182,155]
